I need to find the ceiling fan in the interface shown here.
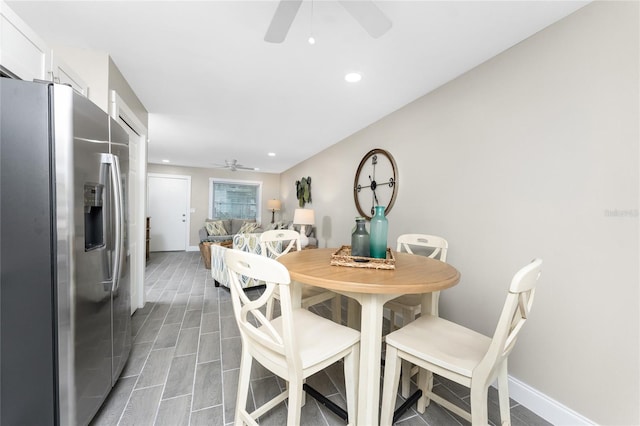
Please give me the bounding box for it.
[264,0,392,43]
[212,159,256,172]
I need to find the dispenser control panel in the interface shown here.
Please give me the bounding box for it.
[84,183,103,208]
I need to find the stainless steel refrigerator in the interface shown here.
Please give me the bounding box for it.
[1,78,132,425]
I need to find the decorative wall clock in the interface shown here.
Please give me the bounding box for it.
[353,148,398,219]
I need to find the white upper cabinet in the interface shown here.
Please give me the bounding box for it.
[0,1,49,80]
[0,1,89,96]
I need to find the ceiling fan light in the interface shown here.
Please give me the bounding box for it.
[345,72,362,83]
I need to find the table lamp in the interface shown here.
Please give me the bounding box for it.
[293,208,315,248]
[267,199,281,224]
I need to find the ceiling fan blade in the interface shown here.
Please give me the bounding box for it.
[338,0,392,38]
[264,0,303,43]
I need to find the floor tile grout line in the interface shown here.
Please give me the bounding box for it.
[123,253,188,426]
[148,255,186,426]
[187,259,207,425]
[114,255,173,426]
[215,280,229,426]
[172,253,199,426]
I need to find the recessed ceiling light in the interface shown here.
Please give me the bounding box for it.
[268,152,276,157]
[162,159,170,163]
[308,36,316,45]
[345,72,362,83]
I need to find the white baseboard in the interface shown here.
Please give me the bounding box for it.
[187,245,199,252]
[505,375,595,425]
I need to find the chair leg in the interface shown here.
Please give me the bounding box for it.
[380,345,402,426]
[347,299,361,330]
[331,295,342,324]
[470,384,489,426]
[389,309,397,331]
[399,308,415,398]
[498,361,511,425]
[235,348,253,426]
[287,378,304,426]
[416,368,430,413]
[400,359,413,398]
[343,344,359,425]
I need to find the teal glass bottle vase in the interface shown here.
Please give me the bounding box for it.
[369,205,388,259]
[351,217,370,258]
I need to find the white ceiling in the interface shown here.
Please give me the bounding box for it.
[8,1,588,173]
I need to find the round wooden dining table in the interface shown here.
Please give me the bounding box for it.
[278,248,460,425]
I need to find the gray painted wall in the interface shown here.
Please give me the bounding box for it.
[280,2,639,424]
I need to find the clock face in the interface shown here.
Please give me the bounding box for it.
[353,149,398,219]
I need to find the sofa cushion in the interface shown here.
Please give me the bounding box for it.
[205,220,227,236]
[231,218,254,234]
[238,221,261,234]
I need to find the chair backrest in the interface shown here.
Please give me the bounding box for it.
[476,258,543,382]
[224,249,301,370]
[396,234,448,262]
[260,229,301,259]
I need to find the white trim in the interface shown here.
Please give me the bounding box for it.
[148,172,192,252]
[110,90,148,314]
[111,91,145,136]
[187,245,199,252]
[208,177,263,223]
[500,375,595,425]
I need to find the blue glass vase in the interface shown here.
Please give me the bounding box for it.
[369,205,388,259]
[351,217,370,258]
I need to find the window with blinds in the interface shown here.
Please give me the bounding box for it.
[209,179,262,222]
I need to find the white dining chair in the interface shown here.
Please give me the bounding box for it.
[260,229,342,323]
[385,233,448,397]
[225,249,360,426]
[380,258,543,426]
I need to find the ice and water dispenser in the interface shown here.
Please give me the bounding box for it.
[84,183,104,251]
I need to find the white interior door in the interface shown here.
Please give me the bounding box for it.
[148,174,190,251]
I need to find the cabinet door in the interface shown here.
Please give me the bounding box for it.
[0,2,50,80]
[51,52,89,97]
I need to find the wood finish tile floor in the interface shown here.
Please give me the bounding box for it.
[91,251,552,426]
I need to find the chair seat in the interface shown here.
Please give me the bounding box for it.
[264,308,360,370]
[385,314,491,378]
[385,294,421,310]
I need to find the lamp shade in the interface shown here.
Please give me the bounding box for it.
[267,199,281,211]
[293,208,315,226]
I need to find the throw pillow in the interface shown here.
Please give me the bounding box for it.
[238,221,261,234]
[205,220,227,236]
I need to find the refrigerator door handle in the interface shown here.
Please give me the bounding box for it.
[101,153,123,291]
[112,154,125,292]
[99,159,113,290]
